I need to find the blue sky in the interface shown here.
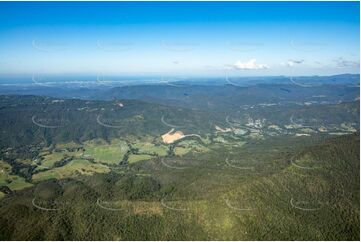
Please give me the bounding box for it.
[0,1,359,77]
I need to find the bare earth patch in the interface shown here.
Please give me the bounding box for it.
[161,128,185,144]
[215,125,232,133]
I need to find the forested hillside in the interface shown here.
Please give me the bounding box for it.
[0,133,358,240]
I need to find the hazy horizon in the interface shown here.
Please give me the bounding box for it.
[0,1,359,77]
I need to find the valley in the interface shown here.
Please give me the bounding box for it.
[0,2,359,240]
[0,81,359,240]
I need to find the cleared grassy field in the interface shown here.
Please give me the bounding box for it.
[0,160,33,191]
[176,140,210,153]
[40,152,64,168]
[35,143,83,170]
[32,159,110,181]
[83,139,128,165]
[55,141,82,149]
[6,176,32,190]
[132,142,168,156]
[40,150,83,168]
[128,154,153,164]
[0,173,33,191]
[174,147,190,156]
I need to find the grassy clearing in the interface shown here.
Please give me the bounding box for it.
[174,147,190,156]
[0,159,11,175]
[55,141,81,149]
[176,140,209,153]
[132,142,168,156]
[83,139,128,164]
[39,150,84,169]
[0,172,33,191]
[128,154,153,164]
[7,176,33,190]
[40,152,65,168]
[32,159,110,181]
[0,160,33,190]
[35,144,83,170]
